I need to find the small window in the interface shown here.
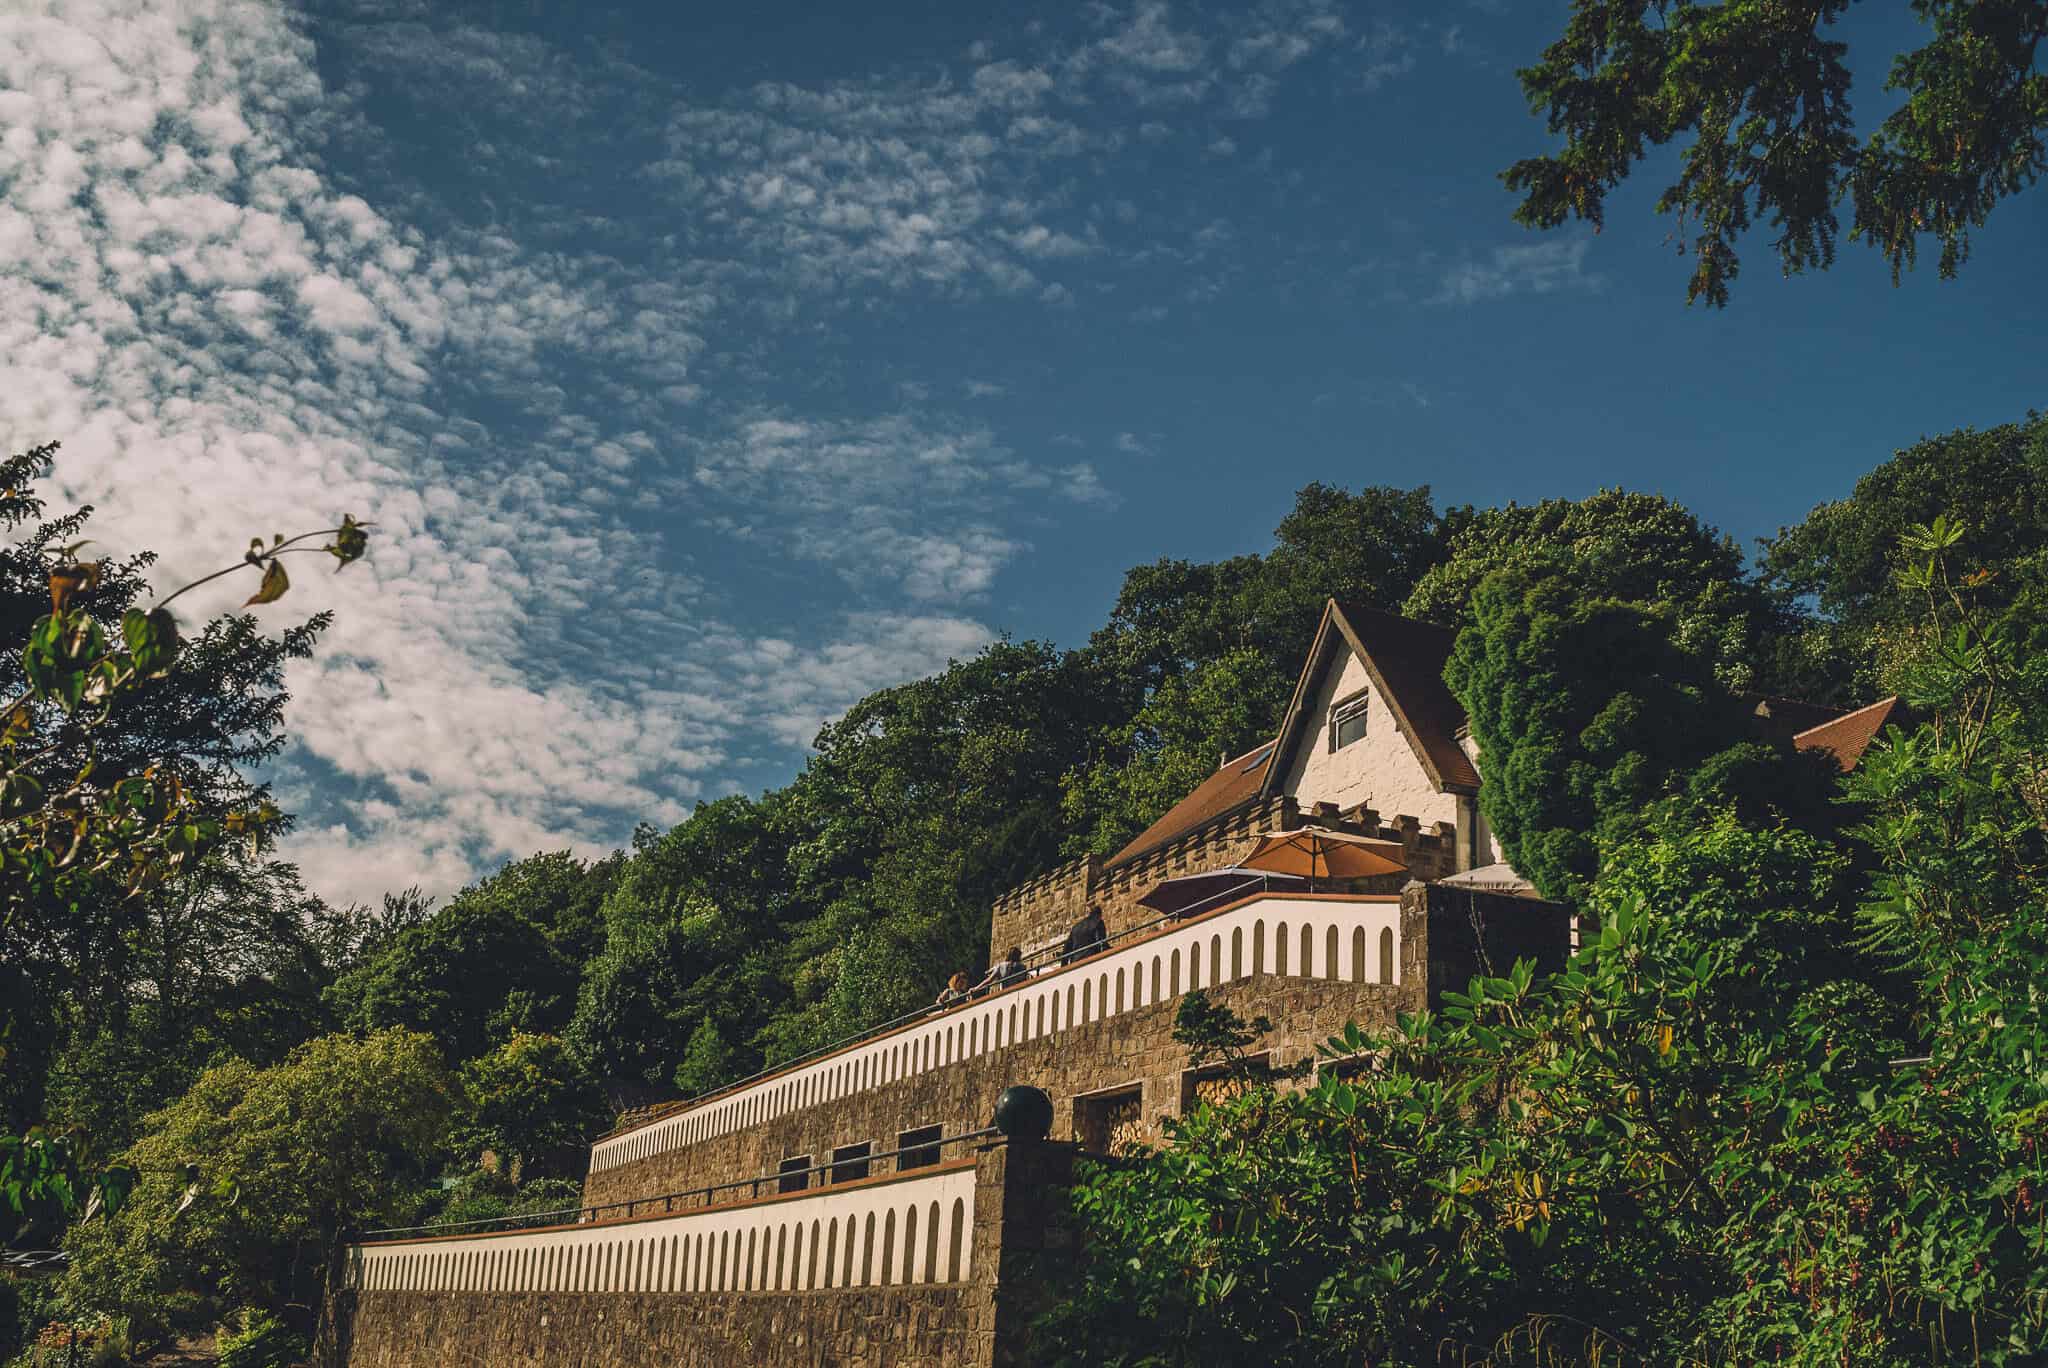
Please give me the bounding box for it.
[830,1142,872,1185]
[777,1154,811,1194]
[1329,693,1369,751]
[896,1124,943,1172]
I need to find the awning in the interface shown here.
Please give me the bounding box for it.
[1435,861,1546,900]
[1136,867,1309,919]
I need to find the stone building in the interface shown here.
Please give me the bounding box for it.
[326,600,1887,1367]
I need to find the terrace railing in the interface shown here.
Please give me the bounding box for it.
[590,890,1402,1174]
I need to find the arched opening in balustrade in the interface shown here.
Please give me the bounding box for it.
[1214,933,1226,982]
[903,1201,920,1283]
[1066,984,1077,1027]
[1326,925,1339,980]
[1081,978,1092,1023]
[1099,972,1109,1018]
[1037,993,1047,1036]
[1115,967,1125,1014]
[862,1212,877,1285]
[807,1219,822,1290]
[1151,955,1162,1002]
[923,1200,942,1283]
[1253,919,1266,974]
[882,1208,898,1284]
[1276,921,1289,975]
[774,1224,788,1289]
[1171,947,1182,995]
[823,1219,839,1289]
[948,1197,967,1280]
[1302,922,1316,976]
[1380,926,1394,983]
[842,1212,859,1287]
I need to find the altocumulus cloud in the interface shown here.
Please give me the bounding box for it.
[0,0,1030,906]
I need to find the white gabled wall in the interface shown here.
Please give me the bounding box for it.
[1278,642,1458,831]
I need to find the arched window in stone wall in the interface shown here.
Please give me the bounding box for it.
[1379,926,1394,984]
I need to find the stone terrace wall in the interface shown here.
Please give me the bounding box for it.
[328,1140,1080,1368]
[987,853,1099,966]
[583,971,1413,1212]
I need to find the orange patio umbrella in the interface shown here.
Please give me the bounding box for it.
[1240,828,1407,891]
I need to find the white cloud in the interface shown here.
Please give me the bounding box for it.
[1434,237,1603,304]
[0,0,1088,910]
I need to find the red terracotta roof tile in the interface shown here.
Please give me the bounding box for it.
[1793,695,1907,772]
[1106,740,1275,869]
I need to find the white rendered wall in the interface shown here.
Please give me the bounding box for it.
[347,1161,977,1295]
[1279,645,1459,830]
[589,894,1402,1174]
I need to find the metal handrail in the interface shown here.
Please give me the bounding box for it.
[356,1126,1002,1245]
[599,874,1363,1143]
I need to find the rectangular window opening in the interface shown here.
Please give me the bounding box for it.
[777,1154,812,1194]
[829,1142,872,1185]
[896,1124,943,1172]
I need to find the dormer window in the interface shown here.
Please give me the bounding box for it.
[1328,692,1369,751]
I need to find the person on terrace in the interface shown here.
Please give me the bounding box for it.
[934,970,971,1009]
[975,946,1028,995]
[1061,906,1107,965]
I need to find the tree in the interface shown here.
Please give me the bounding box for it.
[1760,411,2048,694]
[61,1029,452,1348]
[1507,1,2048,306]
[326,851,619,1067]
[1443,562,1756,902]
[672,1015,736,1098]
[453,1033,609,1182]
[1060,649,1289,859]
[1403,488,1779,691]
[1091,482,1454,695]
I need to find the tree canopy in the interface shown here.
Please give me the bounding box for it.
[1507,0,2048,305]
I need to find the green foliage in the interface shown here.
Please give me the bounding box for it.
[1444,561,1747,901]
[1092,482,1454,695]
[1760,412,2048,696]
[60,1029,451,1345]
[327,850,617,1065]
[672,1015,736,1097]
[1060,650,1287,858]
[1404,488,1774,691]
[1506,1,2048,305]
[453,1033,609,1181]
[214,1307,304,1368]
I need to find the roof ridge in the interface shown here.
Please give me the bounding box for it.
[1792,694,1901,742]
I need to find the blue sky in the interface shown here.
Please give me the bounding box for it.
[1,0,2040,906]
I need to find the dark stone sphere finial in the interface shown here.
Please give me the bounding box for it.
[992,1085,1053,1140]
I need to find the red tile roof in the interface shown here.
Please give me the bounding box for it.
[1107,741,1275,869]
[1793,696,1907,772]
[1331,602,1481,792]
